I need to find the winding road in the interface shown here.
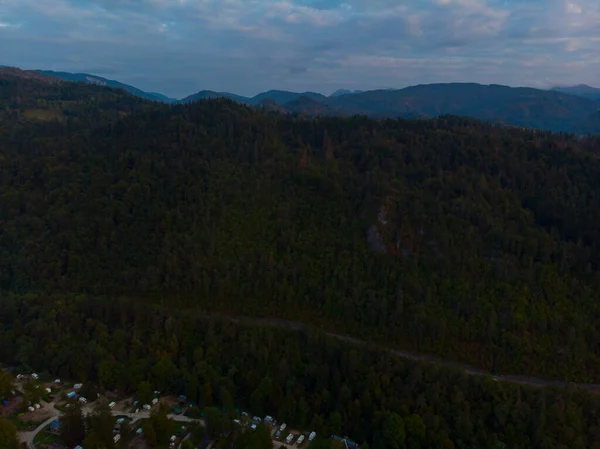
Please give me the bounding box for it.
[227,315,600,392]
[16,314,600,448]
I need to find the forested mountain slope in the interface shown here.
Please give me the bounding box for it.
[2,293,600,449]
[35,69,177,103]
[2,76,600,385]
[322,83,600,133]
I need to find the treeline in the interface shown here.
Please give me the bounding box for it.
[2,293,600,449]
[3,79,600,380]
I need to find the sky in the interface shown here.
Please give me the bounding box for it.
[1,0,599,98]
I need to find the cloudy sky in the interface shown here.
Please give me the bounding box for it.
[1,0,599,98]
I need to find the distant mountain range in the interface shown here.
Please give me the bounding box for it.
[551,84,600,102]
[35,70,178,103]
[2,66,600,134]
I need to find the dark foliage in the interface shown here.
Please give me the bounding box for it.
[3,77,600,448]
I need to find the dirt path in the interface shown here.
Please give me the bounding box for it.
[227,315,600,392]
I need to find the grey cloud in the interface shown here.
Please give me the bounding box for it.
[1,0,600,97]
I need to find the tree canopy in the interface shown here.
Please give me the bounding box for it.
[3,76,600,448]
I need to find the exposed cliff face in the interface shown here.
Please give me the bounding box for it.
[367,201,420,257]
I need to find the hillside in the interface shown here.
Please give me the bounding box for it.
[35,69,177,103]
[3,77,600,385]
[180,83,600,134]
[552,84,600,102]
[322,83,600,133]
[178,89,251,104]
[7,67,600,134]
[0,69,153,124]
[282,95,339,116]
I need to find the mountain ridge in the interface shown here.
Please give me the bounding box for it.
[34,69,178,103]
[551,84,600,102]
[3,66,600,134]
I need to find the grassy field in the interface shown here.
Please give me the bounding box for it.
[33,430,63,447]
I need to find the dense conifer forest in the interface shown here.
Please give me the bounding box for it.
[3,74,600,448]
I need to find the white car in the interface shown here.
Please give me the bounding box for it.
[113,434,121,443]
[34,404,41,409]
[79,397,87,404]
[54,379,61,384]
[308,431,316,441]
[32,373,39,380]
[286,434,295,444]
[143,404,151,410]
[251,423,257,431]
[152,398,158,405]
[279,423,287,432]
[73,383,82,390]
[28,406,34,412]
[109,401,116,408]
[296,435,305,445]
[45,387,52,393]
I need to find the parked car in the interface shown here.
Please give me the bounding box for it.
[108,401,116,408]
[27,406,34,412]
[34,404,41,409]
[32,373,39,380]
[279,423,287,432]
[241,411,249,417]
[234,419,241,425]
[152,398,158,405]
[308,431,316,441]
[251,423,257,430]
[275,430,281,440]
[286,434,295,444]
[143,404,151,410]
[252,416,262,423]
[296,435,305,445]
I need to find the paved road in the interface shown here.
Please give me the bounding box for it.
[18,402,201,449]
[227,315,600,392]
